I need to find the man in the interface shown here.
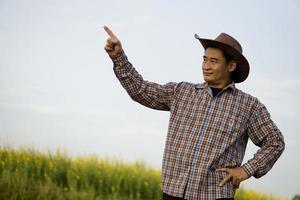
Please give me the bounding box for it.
[103,25,285,200]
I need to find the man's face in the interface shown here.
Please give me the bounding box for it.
[202,47,234,88]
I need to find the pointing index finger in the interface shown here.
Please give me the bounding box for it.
[104,25,117,38]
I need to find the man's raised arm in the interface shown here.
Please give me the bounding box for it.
[103,25,177,111]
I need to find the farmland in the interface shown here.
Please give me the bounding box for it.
[0,147,282,200]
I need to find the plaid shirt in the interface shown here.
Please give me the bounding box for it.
[111,51,285,199]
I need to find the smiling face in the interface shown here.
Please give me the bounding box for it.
[202,47,237,88]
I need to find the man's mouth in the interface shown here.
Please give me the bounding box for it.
[203,72,212,76]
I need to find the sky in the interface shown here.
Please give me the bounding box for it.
[0,0,299,199]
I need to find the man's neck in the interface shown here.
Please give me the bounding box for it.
[207,79,232,89]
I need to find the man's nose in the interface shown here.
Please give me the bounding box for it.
[202,62,211,71]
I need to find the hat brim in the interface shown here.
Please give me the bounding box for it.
[195,34,250,83]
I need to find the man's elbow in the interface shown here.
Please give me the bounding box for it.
[271,130,285,156]
[278,136,285,155]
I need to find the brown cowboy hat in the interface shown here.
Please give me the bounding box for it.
[195,33,249,83]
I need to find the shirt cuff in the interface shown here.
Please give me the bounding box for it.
[110,50,128,66]
[241,162,257,177]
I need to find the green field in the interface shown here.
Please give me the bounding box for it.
[0,147,282,200]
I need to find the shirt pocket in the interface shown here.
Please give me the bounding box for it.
[220,111,247,137]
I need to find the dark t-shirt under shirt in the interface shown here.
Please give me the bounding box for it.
[210,87,223,97]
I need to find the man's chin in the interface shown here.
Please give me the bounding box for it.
[204,77,213,82]
[204,78,217,86]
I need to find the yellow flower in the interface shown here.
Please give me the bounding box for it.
[111,186,115,192]
[144,181,149,187]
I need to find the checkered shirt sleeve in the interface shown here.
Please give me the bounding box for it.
[111,50,177,111]
[242,100,285,178]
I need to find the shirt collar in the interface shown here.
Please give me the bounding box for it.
[195,81,236,92]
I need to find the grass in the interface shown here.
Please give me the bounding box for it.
[0,147,282,200]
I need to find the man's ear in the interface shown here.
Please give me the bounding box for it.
[228,61,237,72]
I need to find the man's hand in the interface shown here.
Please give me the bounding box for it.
[216,166,250,188]
[103,25,123,58]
